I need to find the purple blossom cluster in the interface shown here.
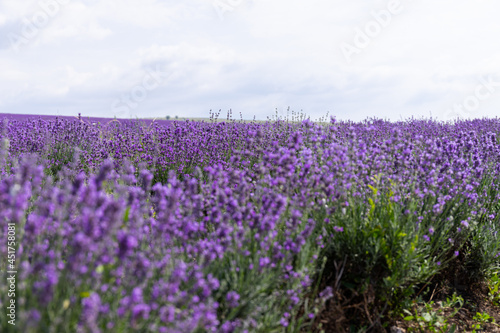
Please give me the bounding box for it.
[1,114,500,331]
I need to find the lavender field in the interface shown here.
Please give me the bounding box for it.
[2,114,500,332]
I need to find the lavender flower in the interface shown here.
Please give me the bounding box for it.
[333,226,344,233]
[226,291,240,308]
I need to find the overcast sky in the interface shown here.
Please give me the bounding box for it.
[1,0,500,122]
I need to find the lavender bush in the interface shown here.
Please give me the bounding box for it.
[1,114,500,332]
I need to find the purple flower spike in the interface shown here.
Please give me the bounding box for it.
[226,291,240,308]
[333,226,343,233]
[81,292,101,327]
[132,303,151,321]
[259,257,270,268]
[280,312,291,327]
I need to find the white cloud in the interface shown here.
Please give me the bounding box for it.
[1,0,500,121]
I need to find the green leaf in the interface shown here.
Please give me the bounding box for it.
[123,206,130,224]
[368,184,378,196]
[422,312,432,322]
[368,197,375,217]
